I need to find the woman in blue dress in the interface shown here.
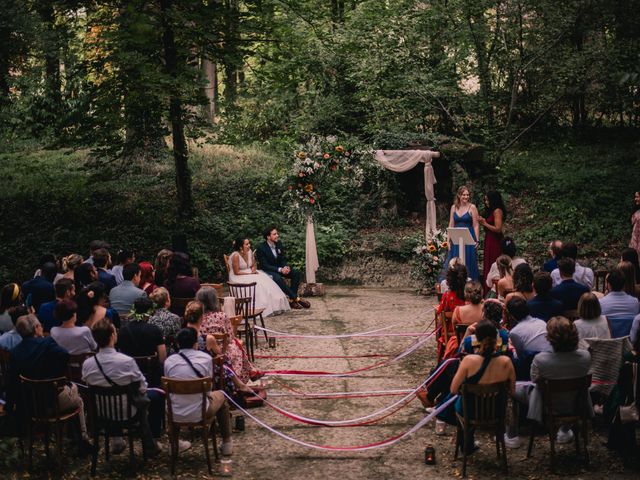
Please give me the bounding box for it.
[444,186,480,280]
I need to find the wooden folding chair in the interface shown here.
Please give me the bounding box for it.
[436,311,454,363]
[170,296,194,319]
[20,375,81,472]
[455,381,509,477]
[527,375,592,471]
[228,282,267,344]
[162,377,219,475]
[234,297,254,362]
[66,352,95,384]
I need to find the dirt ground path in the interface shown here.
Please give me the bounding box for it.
[229,286,637,480]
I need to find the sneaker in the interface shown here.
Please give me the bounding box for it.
[435,420,446,435]
[110,437,127,455]
[556,428,574,444]
[221,439,233,456]
[504,434,522,449]
[178,439,192,453]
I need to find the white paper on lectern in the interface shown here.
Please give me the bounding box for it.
[447,227,475,265]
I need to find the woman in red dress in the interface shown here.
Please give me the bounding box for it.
[435,263,467,359]
[479,191,507,288]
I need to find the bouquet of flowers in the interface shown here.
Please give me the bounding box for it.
[410,229,449,290]
[286,136,354,218]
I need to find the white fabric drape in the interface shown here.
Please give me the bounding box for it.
[374,150,440,239]
[305,216,319,283]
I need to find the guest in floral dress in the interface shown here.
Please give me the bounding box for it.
[195,286,256,383]
[148,287,182,353]
[183,301,253,399]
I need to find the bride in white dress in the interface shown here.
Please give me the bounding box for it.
[228,238,291,317]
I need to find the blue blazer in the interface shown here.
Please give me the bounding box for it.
[256,241,287,276]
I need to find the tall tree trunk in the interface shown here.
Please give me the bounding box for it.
[37,3,62,119]
[222,0,240,106]
[202,56,218,122]
[160,0,194,217]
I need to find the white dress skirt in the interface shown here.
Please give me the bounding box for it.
[227,251,290,317]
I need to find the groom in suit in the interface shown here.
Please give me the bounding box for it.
[256,225,310,309]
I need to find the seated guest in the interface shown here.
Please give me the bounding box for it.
[437,319,516,447]
[109,263,147,315]
[74,262,98,291]
[183,301,253,397]
[82,319,162,456]
[197,286,256,383]
[507,296,551,358]
[50,299,97,355]
[139,261,157,295]
[38,278,75,333]
[153,249,173,289]
[496,255,514,300]
[84,239,109,265]
[527,272,564,321]
[6,314,93,450]
[0,306,28,351]
[165,252,200,299]
[543,240,563,273]
[550,242,594,289]
[527,317,592,444]
[618,260,640,298]
[505,263,535,303]
[76,282,120,328]
[439,257,467,294]
[550,258,590,311]
[22,262,57,311]
[574,292,611,350]
[599,268,639,320]
[0,283,22,333]
[148,287,182,341]
[164,328,233,455]
[60,253,84,283]
[436,264,467,359]
[621,247,640,284]
[453,281,484,327]
[110,249,135,285]
[460,300,512,358]
[117,297,166,387]
[93,248,117,293]
[485,237,526,293]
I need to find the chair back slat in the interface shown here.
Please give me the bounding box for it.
[537,375,592,418]
[0,348,11,396]
[20,376,67,421]
[161,376,212,424]
[228,283,258,314]
[460,381,508,425]
[66,352,95,383]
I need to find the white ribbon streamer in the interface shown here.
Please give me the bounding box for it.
[254,323,399,339]
[223,391,457,451]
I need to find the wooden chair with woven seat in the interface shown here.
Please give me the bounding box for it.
[20,375,82,472]
[86,381,150,475]
[162,376,219,475]
[454,381,509,477]
[527,374,592,472]
[228,282,267,344]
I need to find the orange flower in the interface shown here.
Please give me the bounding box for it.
[441,242,448,249]
[335,145,344,153]
[297,151,306,159]
[428,244,436,252]
[304,184,313,192]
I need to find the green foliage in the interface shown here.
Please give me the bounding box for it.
[497,134,640,262]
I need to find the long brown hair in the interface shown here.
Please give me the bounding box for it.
[454,186,470,208]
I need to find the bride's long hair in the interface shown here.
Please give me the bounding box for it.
[232,237,249,252]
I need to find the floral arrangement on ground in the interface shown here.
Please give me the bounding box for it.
[409,229,449,290]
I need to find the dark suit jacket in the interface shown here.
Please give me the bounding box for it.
[98,268,117,292]
[256,241,287,275]
[527,294,564,321]
[7,336,69,413]
[550,279,590,311]
[21,276,55,311]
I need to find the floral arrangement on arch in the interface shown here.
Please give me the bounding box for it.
[286,136,355,218]
[410,229,449,290]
